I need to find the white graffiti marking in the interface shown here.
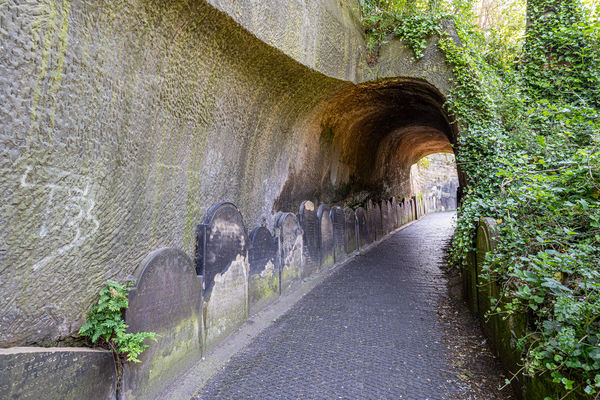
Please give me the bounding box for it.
[21,166,100,271]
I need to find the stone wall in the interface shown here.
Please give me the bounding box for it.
[0,0,455,347]
[410,153,459,211]
[0,196,422,399]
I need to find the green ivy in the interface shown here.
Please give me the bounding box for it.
[359,1,444,59]
[79,281,157,364]
[360,0,600,397]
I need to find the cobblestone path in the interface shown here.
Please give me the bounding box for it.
[194,212,463,399]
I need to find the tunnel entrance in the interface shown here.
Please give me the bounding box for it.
[410,153,459,211]
[274,77,458,212]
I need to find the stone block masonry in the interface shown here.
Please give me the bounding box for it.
[0,348,116,400]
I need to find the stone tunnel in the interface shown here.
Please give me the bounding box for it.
[0,0,461,398]
[0,0,458,349]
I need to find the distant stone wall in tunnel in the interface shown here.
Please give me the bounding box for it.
[275,79,456,209]
[410,154,459,210]
[0,0,456,346]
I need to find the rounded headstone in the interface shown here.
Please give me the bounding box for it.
[355,207,368,248]
[344,208,358,254]
[123,248,203,400]
[195,202,248,296]
[248,226,279,315]
[195,202,249,350]
[317,204,334,268]
[298,201,320,277]
[330,206,345,263]
[275,212,303,293]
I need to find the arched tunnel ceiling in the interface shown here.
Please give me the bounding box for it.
[321,78,455,186]
[275,78,456,210]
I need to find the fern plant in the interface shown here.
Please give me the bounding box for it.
[79,281,157,364]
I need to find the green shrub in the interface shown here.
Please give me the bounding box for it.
[79,281,157,363]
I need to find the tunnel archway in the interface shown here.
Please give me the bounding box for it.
[275,77,457,210]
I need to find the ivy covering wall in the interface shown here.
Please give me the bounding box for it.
[359,0,600,397]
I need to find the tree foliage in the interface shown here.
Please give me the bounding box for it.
[360,0,600,396]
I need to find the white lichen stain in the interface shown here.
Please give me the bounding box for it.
[260,260,275,278]
[205,254,249,344]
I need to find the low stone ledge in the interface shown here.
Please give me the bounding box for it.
[0,347,116,400]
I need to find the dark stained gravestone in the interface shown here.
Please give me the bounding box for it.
[0,348,115,400]
[122,248,203,400]
[318,204,335,268]
[275,212,303,294]
[383,200,394,234]
[387,200,395,231]
[391,197,399,229]
[397,202,403,226]
[355,207,368,249]
[195,202,249,351]
[411,198,417,220]
[330,206,346,263]
[366,201,377,244]
[374,203,383,240]
[380,200,389,234]
[411,196,419,220]
[298,201,320,278]
[397,203,403,226]
[344,208,358,254]
[248,226,280,316]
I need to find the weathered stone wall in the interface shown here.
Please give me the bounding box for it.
[410,153,458,211]
[207,0,366,82]
[0,0,455,346]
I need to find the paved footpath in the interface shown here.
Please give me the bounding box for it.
[194,212,461,399]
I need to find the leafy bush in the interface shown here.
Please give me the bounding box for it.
[360,0,600,396]
[79,281,157,363]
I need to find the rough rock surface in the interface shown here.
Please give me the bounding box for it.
[1,0,456,345]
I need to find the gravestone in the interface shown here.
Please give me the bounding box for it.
[344,208,358,254]
[391,197,398,229]
[384,200,394,233]
[355,207,368,248]
[248,226,279,316]
[374,203,383,239]
[275,212,303,294]
[380,200,389,234]
[366,201,377,243]
[318,204,334,268]
[477,218,500,340]
[397,202,403,226]
[0,347,115,400]
[330,206,345,263]
[298,201,320,277]
[122,248,203,400]
[387,200,395,231]
[195,202,249,351]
